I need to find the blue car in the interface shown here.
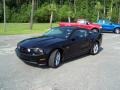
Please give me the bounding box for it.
[97,19,120,34]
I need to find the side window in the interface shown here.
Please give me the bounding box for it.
[72,30,88,38]
[105,20,111,24]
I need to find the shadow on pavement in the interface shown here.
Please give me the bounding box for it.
[61,47,103,66]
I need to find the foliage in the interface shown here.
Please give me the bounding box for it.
[35,4,51,22]
[0,0,120,23]
[58,5,74,21]
[10,4,31,22]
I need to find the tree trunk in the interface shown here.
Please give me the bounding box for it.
[103,0,106,18]
[68,0,71,23]
[118,8,120,23]
[97,11,99,21]
[50,11,53,28]
[60,0,63,6]
[74,0,76,14]
[3,0,6,32]
[30,0,34,30]
[68,16,71,23]
[109,0,113,20]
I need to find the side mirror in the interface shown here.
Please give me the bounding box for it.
[86,22,90,25]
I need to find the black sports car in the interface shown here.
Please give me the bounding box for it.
[16,26,102,68]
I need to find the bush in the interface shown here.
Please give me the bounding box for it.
[58,5,75,22]
[10,4,31,22]
[35,4,58,23]
[35,4,50,23]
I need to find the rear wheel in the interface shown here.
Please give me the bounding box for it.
[90,42,99,55]
[48,49,61,68]
[114,28,120,34]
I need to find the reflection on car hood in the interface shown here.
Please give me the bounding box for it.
[19,36,65,48]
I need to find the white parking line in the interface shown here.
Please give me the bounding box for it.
[104,35,120,40]
[0,47,16,55]
[114,47,120,50]
[0,44,11,48]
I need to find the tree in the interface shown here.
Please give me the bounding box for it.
[74,0,77,14]
[95,2,103,21]
[58,5,73,22]
[109,0,113,20]
[49,3,57,28]
[103,0,106,18]
[107,0,119,21]
[118,7,120,23]
[0,0,120,23]
[30,0,35,30]
[0,2,3,22]
[3,0,6,31]
[68,0,71,22]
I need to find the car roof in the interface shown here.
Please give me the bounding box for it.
[98,19,109,21]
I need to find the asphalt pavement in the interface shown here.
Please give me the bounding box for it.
[0,33,120,90]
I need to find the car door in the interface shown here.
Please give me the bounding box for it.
[102,20,114,31]
[67,30,90,57]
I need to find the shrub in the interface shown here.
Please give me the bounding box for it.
[10,4,31,22]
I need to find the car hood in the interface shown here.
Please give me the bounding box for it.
[19,36,65,48]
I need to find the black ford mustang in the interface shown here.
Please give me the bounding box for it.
[16,26,102,68]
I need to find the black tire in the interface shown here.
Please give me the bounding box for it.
[90,42,99,55]
[48,49,61,68]
[114,28,120,34]
[92,29,99,32]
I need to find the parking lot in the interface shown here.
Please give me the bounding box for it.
[0,33,120,90]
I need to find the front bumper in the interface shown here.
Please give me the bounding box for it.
[15,48,48,65]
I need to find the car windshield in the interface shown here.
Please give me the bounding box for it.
[98,20,111,24]
[77,19,86,24]
[43,27,73,39]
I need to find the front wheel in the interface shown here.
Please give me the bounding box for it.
[114,28,120,34]
[48,50,61,68]
[90,42,99,55]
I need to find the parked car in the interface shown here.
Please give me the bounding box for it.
[97,19,120,34]
[16,26,102,68]
[59,19,102,32]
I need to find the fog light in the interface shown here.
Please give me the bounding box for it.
[40,59,45,61]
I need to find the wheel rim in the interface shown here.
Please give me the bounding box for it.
[55,51,61,66]
[115,29,120,34]
[93,44,99,54]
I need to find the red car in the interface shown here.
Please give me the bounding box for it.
[59,19,102,32]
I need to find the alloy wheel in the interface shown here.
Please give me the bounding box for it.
[55,51,61,66]
[93,43,99,54]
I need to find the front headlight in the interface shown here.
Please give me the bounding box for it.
[32,48,44,55]
[17,44,20,49]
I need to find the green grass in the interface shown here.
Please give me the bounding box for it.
[0,23,58,35]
